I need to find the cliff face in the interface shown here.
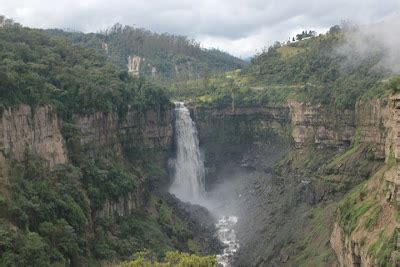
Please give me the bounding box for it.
[191,97,400,266]
[0,105,67,182]
[330,96,400,267]
[73,108,173,217]
[288,101,355,149]
[191,106,291,144]
[191,101,356,151]
[99,187,148,218]
[1,104,173,218]
[74,108,173,153]
[356,99,392,160]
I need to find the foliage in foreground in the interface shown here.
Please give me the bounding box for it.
[0,149,198,265]
[120,251,216,267]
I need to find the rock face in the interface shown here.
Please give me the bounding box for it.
[288,101,355,149]
[127,55,141,76]
[99,187,148,218]
[191,101,356,151]
[74,108,173,153]
[190,97,400,266]
[0,105,67,181]
[73,108,173,218]
[330,223,373,267]
[1,104,174,219]
[191,106,291,145]
[330,95,400,267]
[356,99,391,160]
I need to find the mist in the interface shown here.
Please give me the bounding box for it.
[337,16,400,74]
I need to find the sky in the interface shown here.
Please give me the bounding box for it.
[1,0,399,58]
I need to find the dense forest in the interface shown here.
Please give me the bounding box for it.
[0,22,171,120]
[45,24,244,82]
[0,21,218,266]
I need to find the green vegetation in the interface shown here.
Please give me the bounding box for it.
[328,128,362,168]
[120,250,216,267]
[45,25,244,82]
[338,184,377,235]
[0,24,170,120]
[289,205,337,266]
[0,151,201,265]
[172,27,394,111]
[0,22,209,265]
[389,76,400,93]
[247,28,388,110]
[367,230,398,266]
[1,154,89,265]
[364,206,381,230]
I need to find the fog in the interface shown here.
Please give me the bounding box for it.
[337,16,400,74]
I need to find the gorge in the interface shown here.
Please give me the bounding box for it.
[1,17,400,266]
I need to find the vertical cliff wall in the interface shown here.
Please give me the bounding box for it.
[288,101,355,149]
[0,104,174,218]
[73,108,173,155]
[72,107,173,217]
[0,105,68,182]
[191,101,357,152]
[330,96,400,267]
[189,96,400,266]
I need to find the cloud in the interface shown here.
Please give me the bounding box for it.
[337,16,400,74]
[0,0,399,57]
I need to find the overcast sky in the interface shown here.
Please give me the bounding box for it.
[1,0,399,58]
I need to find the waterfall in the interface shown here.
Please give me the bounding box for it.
[170,102,206,204]
[170,102,239,266]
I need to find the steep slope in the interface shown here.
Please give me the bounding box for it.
[45,25,245,82]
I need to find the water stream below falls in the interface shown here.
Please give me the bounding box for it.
[216,216,239,267]
[169,102,239,266]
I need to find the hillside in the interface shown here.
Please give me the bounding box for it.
[0,22,220,265]
[45,24,245,82]
[175,25,392,111]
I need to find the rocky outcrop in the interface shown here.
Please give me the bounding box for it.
[191,102,356,150]
[330,95,400,267]
[73,108,173,218]
[74,108,173,154]
[99,187,148,218]
[288,101,355,149]
[191,106,291,144]
[1,104,174,219]
[356,99,391,160]
[191,99,397,152]
[0,105,67,181]
[330,223,375,267]
[189,97,400,266]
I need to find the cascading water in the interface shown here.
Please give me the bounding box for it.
[170,102,206,204]
[170,102,239,266]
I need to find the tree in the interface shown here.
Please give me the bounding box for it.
[18,233,50,266]
[120,251,217,267]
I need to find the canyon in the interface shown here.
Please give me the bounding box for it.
[2,92,400,265]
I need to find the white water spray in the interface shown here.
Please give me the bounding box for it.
[170,101,239,266]
[170,102,206,204]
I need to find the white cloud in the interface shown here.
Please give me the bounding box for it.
[0,0,399,57]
